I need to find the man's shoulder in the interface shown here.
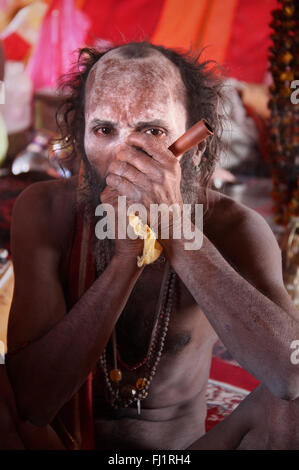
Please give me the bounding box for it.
[12,177,78,245]
[205,187,272,235]
[205,188,282,286]
[14,177,78,217]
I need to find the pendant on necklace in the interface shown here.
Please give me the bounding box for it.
[136,377,147,390]
[120,384,137,399]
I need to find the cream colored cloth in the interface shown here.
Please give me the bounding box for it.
[0,256,14,355]
[129,214,163,267]
[0,113,8,165]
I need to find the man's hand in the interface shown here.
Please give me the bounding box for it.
[187,385,299,450]
[105,133,184,241]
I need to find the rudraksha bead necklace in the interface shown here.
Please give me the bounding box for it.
[96,237,177,415]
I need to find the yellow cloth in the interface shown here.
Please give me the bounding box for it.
[0,257,14,354]
[129,214,163,267]
[0,113,8,165]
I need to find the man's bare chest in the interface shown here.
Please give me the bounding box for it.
[92,259,215,425]
[111,259,215,366]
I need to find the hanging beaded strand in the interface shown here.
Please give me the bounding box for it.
[93,203,178,414]
[99,262,177,412]
[268,0,299,226]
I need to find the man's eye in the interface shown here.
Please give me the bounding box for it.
[94,127,112,136]
[145,128,165,137]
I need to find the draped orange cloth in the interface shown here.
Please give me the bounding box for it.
[151,0,239,65]
[78,0,276,83]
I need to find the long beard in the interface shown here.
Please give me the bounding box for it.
[77,156,107,214]
[77,156,115,272]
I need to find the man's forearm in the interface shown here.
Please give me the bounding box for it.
[6,255,143,425]
[162,225,299,399]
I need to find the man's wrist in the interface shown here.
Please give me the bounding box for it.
[159,213,204,261]
[111,252,145,274]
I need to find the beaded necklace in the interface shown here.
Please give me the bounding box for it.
[96,238,176,415]
[268,0,299,225]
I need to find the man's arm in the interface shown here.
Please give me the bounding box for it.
[162,203,299,400]
[0,367,25,449]
[188,383,299,450]
[0,366,65,449]
[187,385,265,450]
[6,182,144,426]
[102,131,299,400]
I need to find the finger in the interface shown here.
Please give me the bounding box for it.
[106,173,141,202]
[109,159,152,190]
[115,148,163,183]
[126,133,177,167]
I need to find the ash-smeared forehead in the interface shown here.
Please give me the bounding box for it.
[85,46,187,111]
[96,45,183,82]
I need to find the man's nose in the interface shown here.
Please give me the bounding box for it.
[112,141,129,161]
[113,133,140,158]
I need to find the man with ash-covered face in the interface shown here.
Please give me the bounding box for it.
[5,42,299,450]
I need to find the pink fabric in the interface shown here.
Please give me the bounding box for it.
[26,0,90,90]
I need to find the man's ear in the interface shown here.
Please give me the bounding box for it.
[192,140,207,167]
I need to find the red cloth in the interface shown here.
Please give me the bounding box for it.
[2,32,31,61]
[224,0,278,82]
[4,1,278,84]
[210,356,259,392]
[206,357,259,432]
[82,0,164,45]
[80,0,277,84]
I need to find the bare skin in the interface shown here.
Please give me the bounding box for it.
[4,48,299,450]
[188,384,299,450]
[0,366,65,450]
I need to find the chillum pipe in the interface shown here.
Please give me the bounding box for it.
[168,119,213,157]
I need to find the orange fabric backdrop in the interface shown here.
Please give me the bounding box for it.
[152,0,239,65]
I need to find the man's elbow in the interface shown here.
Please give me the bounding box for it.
[12,389,54,427]
[6,362,55,427]
[18,391,61,427]
[269,370,299,401]
[23,412,54,428]
[282,374,299,401]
